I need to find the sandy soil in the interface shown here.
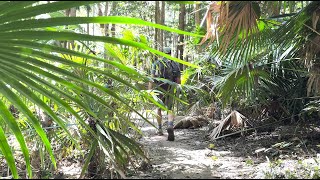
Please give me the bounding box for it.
[128,115,320,179]
[129,116,255,179]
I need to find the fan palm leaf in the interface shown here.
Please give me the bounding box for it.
[0,1,202,178]
[203,1,319,107]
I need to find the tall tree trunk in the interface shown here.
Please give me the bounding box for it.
[98,3,104,29]
[92,4,95,36]
[289,1,295,13]
[104,2,109,63]
[104,2,109,37]
[271,1,281,16]
[86,6,90,35]
[65,8,77,49]
[195,3,200,26]
[195,3,201,53]
[159,1,165,50]
[154,1,160,51]
[111,1,117,37]
[177,4,186,70]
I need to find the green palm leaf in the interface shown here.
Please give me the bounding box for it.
[0,125,18,179]
[0,100,32,178]
[0,1,37,15]
[0,81,57,170]
[0,1,99,23]
[0,31,199,68]
[0,16,203,37]
[0,1,201,178]
[0,40,145,81]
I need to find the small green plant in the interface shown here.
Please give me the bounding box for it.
[263,157,320,179]
[263,158,284,179]
[245,158,254,166]
[211,155,218,161]
[208,143,215,150]
[284,169,297,179]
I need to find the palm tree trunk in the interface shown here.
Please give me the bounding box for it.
[87,116,98,178]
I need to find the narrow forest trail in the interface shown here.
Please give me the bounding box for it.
[128,115,320,179]
[21,113,320,179]
[129,116,261,179]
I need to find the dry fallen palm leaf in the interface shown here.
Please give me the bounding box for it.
[205,103,216,119]
[209,110,246,139]
[173,116,210,129]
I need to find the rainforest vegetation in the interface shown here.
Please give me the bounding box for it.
[0,1,319,179]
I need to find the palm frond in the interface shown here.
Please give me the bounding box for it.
[201,1,261,54]
[0,1,200,178]
[209,110,246,139]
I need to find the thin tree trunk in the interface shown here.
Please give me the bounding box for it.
[271,1,281,16]
[155,1,160,51]
[65,8,76,49]
[104,2,109,36]
[86,6,90,35]
[92,4,95,36]
[177,4,186,70]
[289,1,295,13]
[98,3,104,29]
[195,3,201,53]
[159,1,165,51]
[104,2,109,63]
[195,3,200,26]
[111,1,117,37]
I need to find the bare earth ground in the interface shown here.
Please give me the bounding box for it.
[128,116,255,179]
[127,115,320,179]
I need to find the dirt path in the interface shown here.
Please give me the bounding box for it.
[128,115,320,179]
[129,116,259,179]
[9,113,318,179]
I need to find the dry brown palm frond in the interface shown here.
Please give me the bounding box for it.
[200,1,260,54]
[302,35,320,70]
[205,102,216,119]
[209,110,246,139]
[199,2,220,46]
[301,9,320,96]
[300,8,320,96]
[307,64,320,96]
[312,9,320,30]
[186,101,204,116]
[173,116,210,129]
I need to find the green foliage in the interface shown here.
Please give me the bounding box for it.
[245,158,254,166]
[205,1,319,113]
[264,158,320,179]
[192,25,207,45]
[0,1,200,178]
